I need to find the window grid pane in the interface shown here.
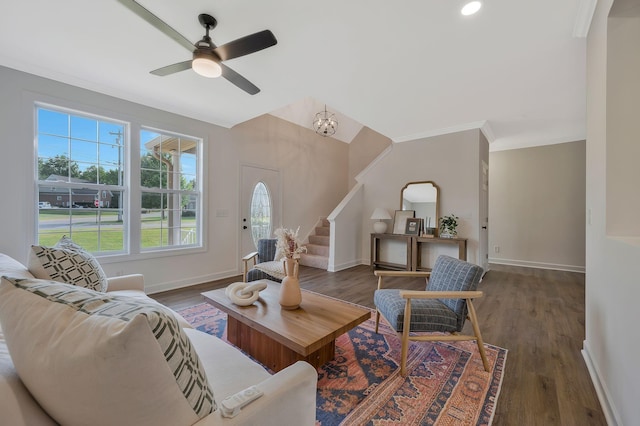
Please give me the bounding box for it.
[250,182,272,247]
[35,105,203,256]
[36,106,126,254]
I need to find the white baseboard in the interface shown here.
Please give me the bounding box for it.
[488,257,585,273]
[328,259,362,272]
[145,268,240,295]
[582,342,620,426]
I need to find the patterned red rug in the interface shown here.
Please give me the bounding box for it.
[177,302,507,426]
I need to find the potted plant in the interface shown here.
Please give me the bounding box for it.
[439,214,459,238]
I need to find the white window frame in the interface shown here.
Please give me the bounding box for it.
[34,102,205,260]
[138,126,203,252]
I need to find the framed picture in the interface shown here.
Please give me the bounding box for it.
[405,218,422,235]
[393,210,415,234]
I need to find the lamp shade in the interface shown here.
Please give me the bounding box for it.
[370,208,392,220]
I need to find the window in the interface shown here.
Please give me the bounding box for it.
[36,104,203,256]
[36,106,125,253]
[250,182,272,247]
[140,129,200,250]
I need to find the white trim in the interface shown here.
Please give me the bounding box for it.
[328,259,361,272]
[582,342,621,426]
[145,268,240,294]
[573,0,598,38]
[488,257,585,273]
[392,120,487,143]
[480,121,496,143]
[489,133,586,152]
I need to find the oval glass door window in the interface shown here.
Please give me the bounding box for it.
[250,182,272,247]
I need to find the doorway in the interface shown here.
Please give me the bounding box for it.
[240,165,281,257]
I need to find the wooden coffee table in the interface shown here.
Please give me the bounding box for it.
[201,281,370,372]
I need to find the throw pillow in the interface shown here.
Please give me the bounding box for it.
[0,277,215,426]
[28,236,108,292]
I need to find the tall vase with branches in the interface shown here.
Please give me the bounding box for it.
[274,227,306,310]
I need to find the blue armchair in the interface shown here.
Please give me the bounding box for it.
[242,238,286,283]
[374,255,488,376]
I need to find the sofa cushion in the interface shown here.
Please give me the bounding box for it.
[28,237,108,292]
[0,328,57,426]
[0,277,215,426]
[0,254,35,281]
[183,328,271,401]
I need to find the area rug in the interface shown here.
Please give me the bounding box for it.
[177,302,507,426]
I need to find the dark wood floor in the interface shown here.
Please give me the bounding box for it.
[152,263,607,425]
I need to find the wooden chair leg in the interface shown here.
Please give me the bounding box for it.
[375,309,381,334]
[400,298,412,377]
[467,299,490,372]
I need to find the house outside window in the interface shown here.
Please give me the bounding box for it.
[35,104,203,255]
[36,106,126,253]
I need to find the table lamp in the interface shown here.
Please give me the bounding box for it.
[371,208,392,233]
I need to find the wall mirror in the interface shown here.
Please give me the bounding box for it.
[400,181,440,232]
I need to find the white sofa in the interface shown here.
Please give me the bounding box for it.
[0,253,317,425]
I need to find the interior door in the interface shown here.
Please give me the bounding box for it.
[480,160,489,270]
[240,165,281,258]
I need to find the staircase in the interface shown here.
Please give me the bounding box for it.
[300,218,330,270]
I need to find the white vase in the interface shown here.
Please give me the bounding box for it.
[440,229,457,238]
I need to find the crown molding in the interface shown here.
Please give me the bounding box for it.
[573,0,598,38]
[392,120,487,143]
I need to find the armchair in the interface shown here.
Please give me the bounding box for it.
[373,255,488,376]
[242,238,286,283]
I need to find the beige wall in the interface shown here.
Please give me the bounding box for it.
[231,114,350,235]
[358,129,488,267]
[0,66,351,293]
[606,5,640,237]
[347,126,391,189]
[489,141,586,271]
[583,1,640,424]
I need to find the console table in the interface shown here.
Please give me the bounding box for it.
[371,233,467,271]
[413,235,467,271]
[370,233,413,271]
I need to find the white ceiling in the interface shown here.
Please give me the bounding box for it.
[0,0,590,150]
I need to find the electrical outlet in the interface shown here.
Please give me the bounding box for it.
[493,246,500,253]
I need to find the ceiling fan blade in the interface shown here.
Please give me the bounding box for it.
[220,64,260,95]
[213,30,277,62]
[151,60,192,76]
[117,0,194,52]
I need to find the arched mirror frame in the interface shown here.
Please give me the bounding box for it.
[400,181,440,235]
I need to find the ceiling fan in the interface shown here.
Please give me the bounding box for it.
[117,0,277,95]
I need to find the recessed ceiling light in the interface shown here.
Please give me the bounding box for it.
[461,1,482,16]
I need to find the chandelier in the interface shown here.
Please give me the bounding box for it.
[313,105,338,137]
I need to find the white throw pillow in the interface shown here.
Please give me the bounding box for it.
[28,237,108,292]
[253,260,287,280]
[0,277,216,426]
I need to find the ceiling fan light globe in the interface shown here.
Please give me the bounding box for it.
[192,57,222,78]
[461,1,482,16]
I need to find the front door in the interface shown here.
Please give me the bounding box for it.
[240,165,281,257]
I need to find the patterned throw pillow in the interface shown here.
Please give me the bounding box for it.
[28,237,108,292]
[0,277,216,426]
